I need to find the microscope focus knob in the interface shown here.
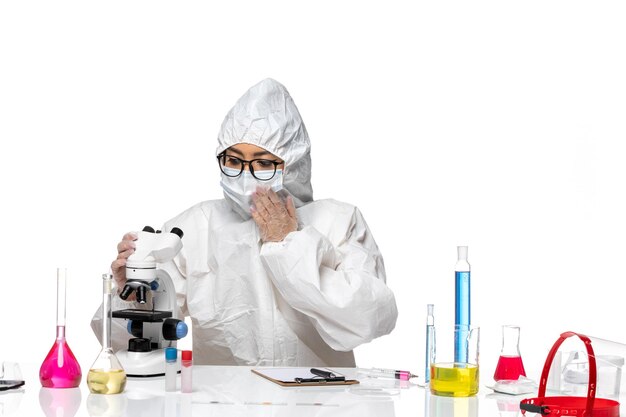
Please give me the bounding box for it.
[162,318,188,341]
[170,227,184,239]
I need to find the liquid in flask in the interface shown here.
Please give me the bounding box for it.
[39,268,82,388]
[87,274,127,394]
[494,325,527,381]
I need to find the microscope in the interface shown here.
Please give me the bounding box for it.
[112,226,188,377]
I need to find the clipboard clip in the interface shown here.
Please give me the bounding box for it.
[295,376,346,384]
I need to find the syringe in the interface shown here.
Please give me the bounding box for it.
[357,367,417,381]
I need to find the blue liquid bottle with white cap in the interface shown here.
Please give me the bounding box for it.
[454,246,470,363]
[165,347,177,392]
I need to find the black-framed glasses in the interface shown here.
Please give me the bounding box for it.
[217,153,284,181]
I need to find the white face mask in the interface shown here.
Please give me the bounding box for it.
[220,167,284,218]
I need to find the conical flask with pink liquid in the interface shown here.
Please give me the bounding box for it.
[39,268,82,388]
[493,325,527,382]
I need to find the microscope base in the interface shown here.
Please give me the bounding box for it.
[116,349,181,377]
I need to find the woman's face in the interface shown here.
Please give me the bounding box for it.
[218,143,285,181]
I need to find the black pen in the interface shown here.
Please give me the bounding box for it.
[295,376,345,383]
[310,368,335,379]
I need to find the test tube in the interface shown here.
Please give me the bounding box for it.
[165,348,177,392]
[181,350,192,393]
[425,304,435,383]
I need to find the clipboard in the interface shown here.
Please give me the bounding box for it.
[251,367,359,387]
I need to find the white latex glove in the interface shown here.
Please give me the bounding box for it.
[251,188,297,242]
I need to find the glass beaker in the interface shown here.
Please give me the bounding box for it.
[39,268,82,388]
[1,361,24,391]
[430,325,480,397]
[493,325,526,382]
[87,274,127,394]
[1,362,25,416]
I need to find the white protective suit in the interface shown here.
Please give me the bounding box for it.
[93,78,398,366]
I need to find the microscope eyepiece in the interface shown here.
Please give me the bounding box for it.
[170,227,184,239]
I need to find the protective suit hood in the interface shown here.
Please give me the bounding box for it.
[216,79,313,217]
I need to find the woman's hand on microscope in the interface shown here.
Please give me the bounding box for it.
[111,232,137,290]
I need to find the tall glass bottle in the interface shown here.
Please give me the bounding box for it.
[39,268,82,388]
[87,274,127,394]
[454,246,471,363]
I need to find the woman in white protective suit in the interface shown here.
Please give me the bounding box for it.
[95,78,398,366]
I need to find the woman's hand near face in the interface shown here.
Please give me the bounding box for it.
[251,189,297,242]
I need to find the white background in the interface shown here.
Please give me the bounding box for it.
[1,0,625,385]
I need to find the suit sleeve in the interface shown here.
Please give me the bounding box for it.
[259,206,398,351]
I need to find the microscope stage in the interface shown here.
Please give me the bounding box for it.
[112,309,173,322]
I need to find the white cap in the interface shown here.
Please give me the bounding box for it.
[427,304,434,316]
[457,246,468,261]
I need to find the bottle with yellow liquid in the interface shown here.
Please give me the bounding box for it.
[87,274,127,394]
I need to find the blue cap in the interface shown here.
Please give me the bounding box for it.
[165,347,178,362]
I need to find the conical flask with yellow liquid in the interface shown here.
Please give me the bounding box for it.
[87,274,127,394]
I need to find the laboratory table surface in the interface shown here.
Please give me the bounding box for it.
[1,364,617,417]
